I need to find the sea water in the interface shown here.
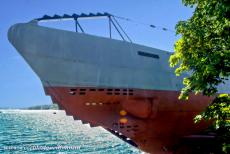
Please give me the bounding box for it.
[0,110,142,154]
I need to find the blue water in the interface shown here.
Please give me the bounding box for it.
[0,110,142,154]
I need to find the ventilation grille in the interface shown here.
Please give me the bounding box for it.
[85,102,120,106]
[113,122,139,132]
[68,88,134,96]
[138,51,160,59]
[106,89,134,96]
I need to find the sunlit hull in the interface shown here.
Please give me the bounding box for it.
[8,21,229,153]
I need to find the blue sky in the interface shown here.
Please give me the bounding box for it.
[0,0,193,108]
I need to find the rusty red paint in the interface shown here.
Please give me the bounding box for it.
[45,86,212,153]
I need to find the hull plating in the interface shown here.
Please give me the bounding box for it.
[45,86,211,153]
[8,22,229,153]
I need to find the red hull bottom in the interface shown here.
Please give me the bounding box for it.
[45,87,212,153]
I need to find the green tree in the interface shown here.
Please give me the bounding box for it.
[169,0,230,153]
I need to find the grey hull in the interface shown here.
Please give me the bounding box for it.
[8,22,230,93]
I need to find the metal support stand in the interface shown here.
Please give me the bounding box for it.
[112,16,132,43]
[36,13,132,42]
[75,19,84,33]
[109,16,112,39]
[110,18,125,41]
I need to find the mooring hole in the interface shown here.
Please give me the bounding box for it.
[70,88,77,91]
